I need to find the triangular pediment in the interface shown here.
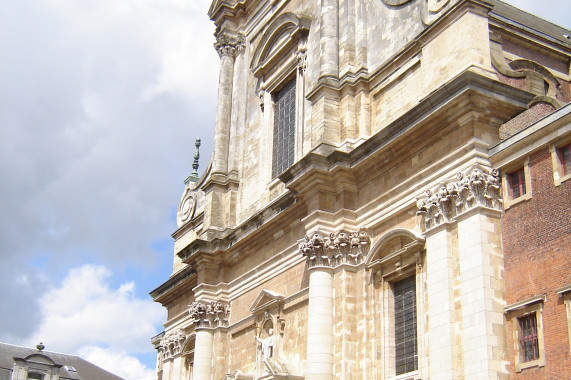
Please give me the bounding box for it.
[250,290,284,314]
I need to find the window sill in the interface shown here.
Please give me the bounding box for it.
[516,357,545,372]
[503,192,532,209]
[554,172,571,187]
[391,371,421,380]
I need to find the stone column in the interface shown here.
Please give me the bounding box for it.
[319,0,339,79]
[299,230,370,380]
[189,300,231,380]
[307,266,334,379]
[300,232,334,380]
[193,328,214,380]
[212,34,240,175]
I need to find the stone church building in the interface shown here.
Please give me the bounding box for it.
[150,0,571,379]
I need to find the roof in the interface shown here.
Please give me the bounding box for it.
[0,342,123,380]
[488,0,571,46]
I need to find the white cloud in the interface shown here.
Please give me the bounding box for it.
[20,264,165,378]
[78,346,156,380]
[24,264,165,353]
[0,0,217,345]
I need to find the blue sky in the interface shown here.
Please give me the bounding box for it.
[0,0,569,379]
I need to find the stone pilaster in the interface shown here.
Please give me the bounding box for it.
[424,223,461,379]
[299,230,370,379]
[456,207,507,379]
[188,301,230,380]
[416,167,508,379]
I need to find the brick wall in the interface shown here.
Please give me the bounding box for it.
[502,146,571,378]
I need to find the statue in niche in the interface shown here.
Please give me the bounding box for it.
[255,328,275,360]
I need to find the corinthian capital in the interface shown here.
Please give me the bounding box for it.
[159,329,186,359]
[415,167,503,229]
[299,229,370,269]
[189,300,231,329]
[214,34,245,58]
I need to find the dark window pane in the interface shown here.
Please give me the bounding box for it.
[272,78,296,178]
[518,314,539,362]
[394,276,417,375]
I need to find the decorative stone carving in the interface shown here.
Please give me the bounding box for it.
[189,300,231,329]
[158,329,186,360]
[177,188,196,227]
[416,167,503,229]
[299,229,371,268]
[296,45,307,73]
[214,34,245,58]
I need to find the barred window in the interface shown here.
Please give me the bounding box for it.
[272,78,296,178]
[394,276,418,375]
[558,143,571,176]
[519,314,539,362]
[508,168,526,199]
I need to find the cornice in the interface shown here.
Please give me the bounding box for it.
[177,190,298,264]
[281,70,535,192]
[150,265,197,305]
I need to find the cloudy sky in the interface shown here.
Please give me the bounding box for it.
[0,1,569,379]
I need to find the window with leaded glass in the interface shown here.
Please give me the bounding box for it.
[394,276,418,375]
[272,78,296,178]
[519,314,539,362]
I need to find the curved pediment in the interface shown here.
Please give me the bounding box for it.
[21,353,56,366]
[365,229,425,279]
[251,13,310,77]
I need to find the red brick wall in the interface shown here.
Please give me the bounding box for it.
[502,146,571,378]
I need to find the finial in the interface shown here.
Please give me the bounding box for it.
[36,342,45,351]
[185,138,201,184]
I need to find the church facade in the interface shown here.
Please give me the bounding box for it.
[150,0,571,379]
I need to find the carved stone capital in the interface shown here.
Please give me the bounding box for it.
[416,167,503,229]
[214,34,245,58]
[298,229,370,269]
[158,329,186,360]
[189,300,231,329]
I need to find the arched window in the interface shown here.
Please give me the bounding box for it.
[365,229,425,378]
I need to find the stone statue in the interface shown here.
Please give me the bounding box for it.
[255,328,275,359]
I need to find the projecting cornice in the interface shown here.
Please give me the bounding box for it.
[281,70,535,191]
[208,0,249,25]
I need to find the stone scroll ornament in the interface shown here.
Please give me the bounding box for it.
[299,229,371,269]
[416,168,502,229]
[158,329,186,360]
[189,300,231,329]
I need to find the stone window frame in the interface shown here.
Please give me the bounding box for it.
[550,137,571,186]
[556,284,571,358]
[365,229,425,380]
[501,157,532,209]
[182,334,196,380]
[505,295,546,372]
[251,13,309,183]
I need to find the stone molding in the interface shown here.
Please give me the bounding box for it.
[189,300,231,329]
[416,167,502,229]
[158,329,186,360]
[298,229,371,269]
